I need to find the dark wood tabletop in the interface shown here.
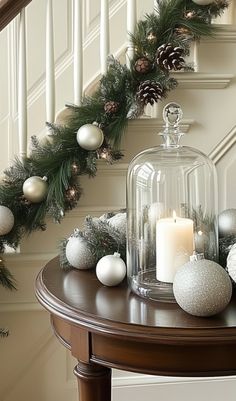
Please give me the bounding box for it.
[35,256,236,401]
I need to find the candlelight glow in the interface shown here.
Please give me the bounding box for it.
[173,210,177,222]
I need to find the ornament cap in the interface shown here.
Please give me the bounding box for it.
[42,176,48,181]
[190,252,205,262]
[114,252,121,258]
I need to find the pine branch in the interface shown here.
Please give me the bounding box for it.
[0,257,17,290]
[0,328,9,338]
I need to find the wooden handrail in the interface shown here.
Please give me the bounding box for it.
[0,0,32,31]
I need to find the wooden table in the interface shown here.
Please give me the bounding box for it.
[35,257,236,401]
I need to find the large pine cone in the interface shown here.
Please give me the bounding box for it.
[137,80,164,106]
[156,43,185,71]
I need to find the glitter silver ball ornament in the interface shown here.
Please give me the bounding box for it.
[173,259,232,317]
[23,176,48,203]
[227,243,236,284]
[192,0,214,5]
[218,208,236,237]
[0,205,14,235]
[96,252,126,286]
[76,124,104,151]
[65,236,95,269]
[108,213,127,238]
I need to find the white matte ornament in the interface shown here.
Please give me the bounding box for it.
[173,259,232,317]
[227,243,236,284]
[192,0,214,5]
[218,209,236,237]
[23,176,48,203]
[96,252,126,286]
[108,213,127,238]
[66,236,95,269]
[0,206,14,235]
[76,124,104,151]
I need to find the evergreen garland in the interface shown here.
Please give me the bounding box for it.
[0,2,229,295]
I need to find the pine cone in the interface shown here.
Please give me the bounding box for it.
[156,43,185,71]
[134,57,152,74]
[104,101,119,114]
[136,80,164,106]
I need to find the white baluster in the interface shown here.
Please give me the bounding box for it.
[46,0,55,123]
[193,42,199,72]
[126,0,137,69]
[100,0,110,75]
[152,0,160,118]
[74,0,83,105]
[18,8,27,161]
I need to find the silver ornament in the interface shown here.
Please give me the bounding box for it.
[173,259,232,317]
[108,213,127,237]
[192,0,214,4]
[218,209,236,237]
[227,243,236,284]
[96,252,126,286]
[76,124,104,151]
[23,176,48,203]
[65,236,95,269]
[0,206,14,236]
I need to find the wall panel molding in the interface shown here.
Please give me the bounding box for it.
[204,24,236,43]
[209,125,236,164]
[172,72,234,89]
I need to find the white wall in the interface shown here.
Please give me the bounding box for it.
[1,1,236,400]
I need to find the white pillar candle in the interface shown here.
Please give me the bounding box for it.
[156,213,194,283]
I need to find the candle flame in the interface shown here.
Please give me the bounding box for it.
[173,210,177,223]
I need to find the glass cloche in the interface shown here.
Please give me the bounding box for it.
[126,103,218,302]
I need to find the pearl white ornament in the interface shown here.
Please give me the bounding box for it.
[227,243,236,284]
[108,213,127,237]
[148,202,163,224]
[0,206,14,236]
[23,176,48,203]
[96,252,126,286]
[218,209,236,237]
[65,236,95,269]
[76,124,104,151]
[192,0,214,5]
[173,259,232,317]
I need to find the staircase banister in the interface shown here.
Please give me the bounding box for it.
[0,0,32,31]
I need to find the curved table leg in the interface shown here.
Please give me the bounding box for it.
[74,361,111,401]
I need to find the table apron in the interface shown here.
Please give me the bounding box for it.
[51,314,236,377]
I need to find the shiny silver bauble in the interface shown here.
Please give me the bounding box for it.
[76,124,104,151]
[0,205,14,235]
[192,0,214,4]
[218,209,236,237]
[23,176,48,203]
